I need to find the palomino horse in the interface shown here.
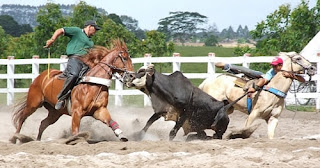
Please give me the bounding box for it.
[199,52,316,139]
[10,39,134,143]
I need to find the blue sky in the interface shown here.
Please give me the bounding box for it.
[0,0,317,31]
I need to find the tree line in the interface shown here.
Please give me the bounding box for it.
[0,0,319,61]
[0,2,254,61]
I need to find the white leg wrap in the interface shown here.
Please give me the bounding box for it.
[114,129,123,136]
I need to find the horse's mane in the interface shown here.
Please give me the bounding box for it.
[81,39,127,68]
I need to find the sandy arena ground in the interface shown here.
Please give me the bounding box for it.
[0,104,319,168]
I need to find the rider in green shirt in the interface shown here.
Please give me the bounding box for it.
[45,20,101,110]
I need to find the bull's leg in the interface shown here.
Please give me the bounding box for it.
[137,112,164,140]
[142,112,165,132]
[37,103,63,141]
[197,131,207,140]
[211,108,230,139]
[169,113,188,141]
[93,108,128,142]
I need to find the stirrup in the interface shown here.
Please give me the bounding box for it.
[55,100,65,110]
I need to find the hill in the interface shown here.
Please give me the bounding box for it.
[0,4,107,27]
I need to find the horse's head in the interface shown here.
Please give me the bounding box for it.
[279,52,316,77]
[82,39,135,86]
[98,39,134,86]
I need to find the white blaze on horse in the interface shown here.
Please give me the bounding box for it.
[199,52,316,139]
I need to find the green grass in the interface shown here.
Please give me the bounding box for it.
[286,105,317,112]
[174,46,235,57]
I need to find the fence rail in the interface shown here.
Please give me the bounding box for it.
[1,53,320,109]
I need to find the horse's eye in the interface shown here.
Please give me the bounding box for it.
[296,57,301,60]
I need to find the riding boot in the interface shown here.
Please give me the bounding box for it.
[55,56,88,110]
[55,75,77,110]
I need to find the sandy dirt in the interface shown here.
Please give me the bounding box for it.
[0,104,319,168]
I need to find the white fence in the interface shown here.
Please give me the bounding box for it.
[1,53,320,109]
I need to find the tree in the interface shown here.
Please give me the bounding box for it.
[142,30,167,57]
[206,23,220,36]
[0,15,32,37]
[120,15,139,31]
[158,11,208,44]
[251,1,318,55]
[94,19,142,57]
[35,3,68,58]
[107,13,124,26]
[71,1,104,28]
[0,26,8,58]
[5,33,37,59]
[120,15,146,40]
[204,35,218,46]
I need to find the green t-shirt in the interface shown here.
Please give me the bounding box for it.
[63,27,94,56]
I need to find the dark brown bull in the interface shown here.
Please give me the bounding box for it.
[127,64,245,141]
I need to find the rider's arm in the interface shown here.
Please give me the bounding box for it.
[282,72,305,83]
[248,78,267,93]
[45,28,65,48]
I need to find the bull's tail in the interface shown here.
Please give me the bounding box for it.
[211,92,249,138]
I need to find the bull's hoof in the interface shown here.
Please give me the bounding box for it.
[169,130,178,141]
[212,133,223,139]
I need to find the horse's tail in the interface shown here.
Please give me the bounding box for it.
[12,95,28,129]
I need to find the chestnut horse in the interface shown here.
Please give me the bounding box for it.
[10,39,134,143]
[199,52,316,139]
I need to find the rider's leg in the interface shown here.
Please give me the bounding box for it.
[55,57,83,110]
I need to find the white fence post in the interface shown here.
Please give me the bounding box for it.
[7,56,15,106]
[242,53,251,68]
[316,53,320,111]
[32,55,39,82]
[143,53,152,106]
[208,53,216,75]
[173,53,181,72]
[60,55,68,71]
[115,79,123,106]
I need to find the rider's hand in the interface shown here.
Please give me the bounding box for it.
[282,71,293,78]
[248,87,256,93]
[44,38,55,48]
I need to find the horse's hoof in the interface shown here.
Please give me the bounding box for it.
[9,137,17,144]
[120,137,128,142]
[9,133,34,144]
[118,134,128,142]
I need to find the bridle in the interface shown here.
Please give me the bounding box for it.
[282,55,313,77]
[98,50,132,82]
